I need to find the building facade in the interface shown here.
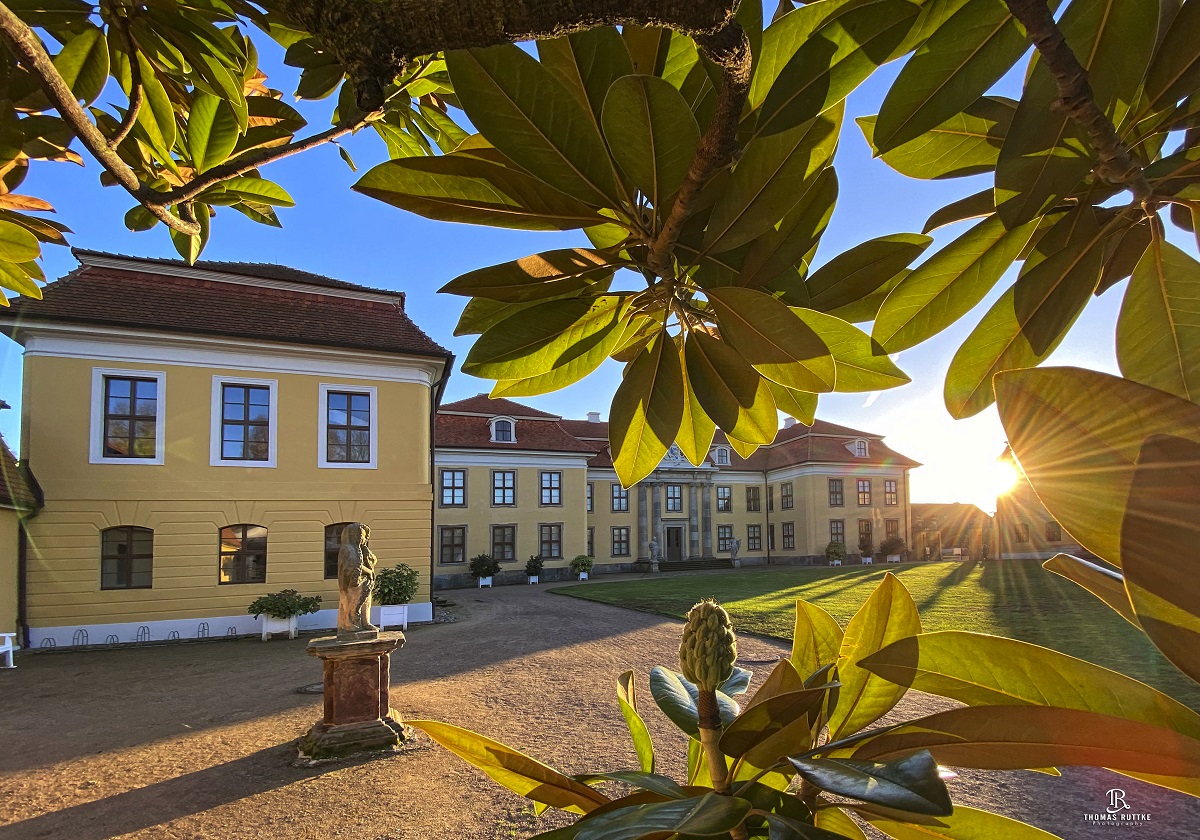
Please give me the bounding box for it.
[1,251,451,647]
[994,448,1083,560]
[911,502,992,561]
[432,397,919,587]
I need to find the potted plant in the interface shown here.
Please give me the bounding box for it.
[825,541,846,567]
[470,553,501,588]
[857,536,874,565]
[525,554,544,584]
[373,563,419,629]
[879,536,907,564]
[248,589,322,640]
[569,554,594,580]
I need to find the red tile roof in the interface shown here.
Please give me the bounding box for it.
[558,419,609,441]
[0,252,451,360]
[435,414,595,453]
[0,438,40,510]
[439,395,560,419]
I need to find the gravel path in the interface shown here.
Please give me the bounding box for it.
[1,581,1196,838]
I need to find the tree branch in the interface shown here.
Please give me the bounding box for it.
[646,21,751,279]
[1004,0,1153,206]
[0,3,201,234]
[109,19,142,149]
[269,0,739,109]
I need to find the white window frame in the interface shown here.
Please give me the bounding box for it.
[849,439,870,458]
[490,415,517,443]
[210,375,278,468]
[317,383,379,469]
[90,367,167,465]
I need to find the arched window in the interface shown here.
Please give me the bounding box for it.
[853,439,869,457]
[714,447,729,465]
[101,526,153,590]
[325,522,354,579]
[219,524,267,584]
[492,418,514,442]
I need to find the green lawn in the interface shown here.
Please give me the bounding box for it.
[551,560,1200,709]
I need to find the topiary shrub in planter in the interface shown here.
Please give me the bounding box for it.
[248,589,321,640]
[470,553,501,588]
[879,536,908,563]
[825,541,846,566]
[569,554,594,580]
[525,554,544,584]
[374,563,419,629]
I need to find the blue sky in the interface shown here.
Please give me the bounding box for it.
[0,18,1145,511]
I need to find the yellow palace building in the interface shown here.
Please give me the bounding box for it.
[0,251,451,648]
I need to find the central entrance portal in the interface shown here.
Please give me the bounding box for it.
[665,526,684,563]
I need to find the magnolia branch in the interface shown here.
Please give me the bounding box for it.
[109,19,142,149]
[1004,0,1153,205]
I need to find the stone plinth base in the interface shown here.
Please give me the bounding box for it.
[298,631,408,761]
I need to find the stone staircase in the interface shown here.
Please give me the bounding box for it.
[658,557,735,572]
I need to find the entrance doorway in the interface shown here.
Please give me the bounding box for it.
[665,526,684,563]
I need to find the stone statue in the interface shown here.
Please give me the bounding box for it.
[730,538,741,560]
[337,523,378,638]
[648,537,660,562]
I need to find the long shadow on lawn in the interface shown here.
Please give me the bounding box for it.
[0,743,372,839]
[915,560,980,613]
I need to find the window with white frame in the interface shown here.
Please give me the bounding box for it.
[491,417,515,442]
[587,482,594,513]
[611,483,629,512]
[540,471,562,506]
[713,447,730,465]
[853,439,869,457]
[717,525,734,552]
[211,376,277,467]
[666,484,682,512]
[440,470,466,507]
[717,486,732,512]
[493,471,516,506]
[90,368,167,465]
[319,384,377,468]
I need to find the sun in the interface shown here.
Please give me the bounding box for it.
[991,459,1021,499]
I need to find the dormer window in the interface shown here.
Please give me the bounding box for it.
[490,417,516,443]
[713,446,730,465]
[852,439,869,458]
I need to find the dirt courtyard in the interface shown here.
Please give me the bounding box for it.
[2,577,1198,839]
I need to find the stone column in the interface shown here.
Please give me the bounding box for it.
[701,483,713,557]
[688,482,700,559]
[650,482,662,571]
[637,484,649,561]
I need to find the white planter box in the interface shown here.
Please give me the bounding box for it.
[886,554,902,564]
[378,604,409,630]
[578,571,589,580]
[527,575,539,585]
[261,615,297,641]
[478,576,493,588]
[829,559,842,566]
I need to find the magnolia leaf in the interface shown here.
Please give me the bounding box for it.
[1141,0,1200,115]
[995,0,1157,226]
[354,151,607,231]
[739,167,838,290]
[859,631,1200,739]
[1116,240,1200,403]
[677,343,718,466]
[216,176,295,207]
[807,233,932,312]
[538,27,634,127]
[791,599,845,678]
[1042,554,1138,626]
[648,666,740,737]
[849,706,1200,787]
[442,249,620,302]
[757,0,921,139]
[825,270,906,324]
[1121,434,1200,683]
[455,297,540,337]
[169,202,210,265]
[409,720,608,814]
[705,105,842,254]
[769,381,818,426]
[827,573,921,741]
[601,75,699,212]
[859,97,1015,180]
[1096,217,1152,295]
[0,217,42,263]
[923,189,995,233]
[814,807,868,839]
[574,771,685,800]
[873,0,1028,153]
[616,671,655,774]
[187,92,241,173]
[790,751,952,816]
[994,366,1200,566]
[859,805,1062,839]
[683,331,777,445]
[873,214,1036,353]
[791,308,910,392]
[610,333,684,487]
[763,811,861,840]
[721,686,829,766]
[54,26,109,106]
[463,294,625,380]
[943,209,1106,419]
[446,44,619,207]
[721,666,754,697]
[708,287,835,393]
[574,793,752,840]
[0,260,41,298]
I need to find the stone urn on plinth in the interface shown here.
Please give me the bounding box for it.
[298,524,408,761]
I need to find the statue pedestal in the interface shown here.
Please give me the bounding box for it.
[297,631,408,761]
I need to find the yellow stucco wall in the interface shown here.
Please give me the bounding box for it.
[0,509,18,635]
[585,477,641,560]
[22,353,435,629]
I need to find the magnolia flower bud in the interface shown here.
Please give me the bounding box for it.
[679,599,737,691]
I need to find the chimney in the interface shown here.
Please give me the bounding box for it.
[784,417,796,429]
[587,411,601,423]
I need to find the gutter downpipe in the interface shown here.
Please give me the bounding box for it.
[427,357,453,608]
